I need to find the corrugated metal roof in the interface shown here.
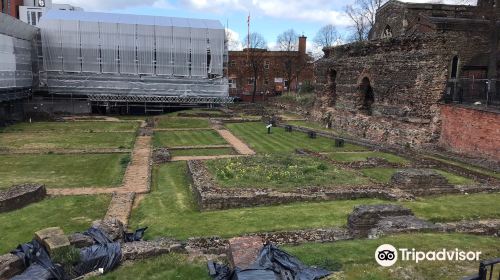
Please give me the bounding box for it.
[40,10,224,29]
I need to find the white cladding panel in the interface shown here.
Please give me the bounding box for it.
[39,11,226,78]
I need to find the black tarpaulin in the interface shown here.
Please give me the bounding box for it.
[211,244,331,280]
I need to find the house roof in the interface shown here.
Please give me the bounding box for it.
[40,10,224,29]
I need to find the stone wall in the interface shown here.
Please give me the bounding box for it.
[0,184,46,213]
[314,31,490,147]
[187,160,407,211]
[439,104,500,162]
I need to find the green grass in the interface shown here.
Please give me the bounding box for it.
[0,154,129,189]
[0,195,110,254]
[284,233,500,280]
[91,254,210,280]
[1,121,139,133]
[328,151,410,164]
[361,168,475,185]
[205,155,370,189]
[170,148,236,157]
[0,132,135,150]
[129,162,500,240]
[156,117,211,129]
[425,155,500,179]
[225,122,369,154]
[154,130,227,147]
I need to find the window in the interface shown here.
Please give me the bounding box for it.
[229,79,237,89]
[230,61,236,67]
[247,78,255,85]
[450,56,459,79]
[264,60,270,69]
[359,77,374,114]
[31,11,37,25]
[381,25,392,39]
[264,79,269,85]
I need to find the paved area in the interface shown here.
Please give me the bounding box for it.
[104,192,135,226]
[216,129,256,155]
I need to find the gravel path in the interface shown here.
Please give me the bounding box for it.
[216,129,256,155]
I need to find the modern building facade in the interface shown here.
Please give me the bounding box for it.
[19,0,82,26]
[1,0,24,18]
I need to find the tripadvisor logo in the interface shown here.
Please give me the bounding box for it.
[375,244,482,267]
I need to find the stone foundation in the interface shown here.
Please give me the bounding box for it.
[187,160,408,211]
[0,184,46,213]
[228,237,263,269]
[348,204,414,238]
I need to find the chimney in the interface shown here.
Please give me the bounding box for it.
[298,36,307,56]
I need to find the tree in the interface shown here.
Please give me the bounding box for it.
[345,0,388,42]
[314,24,341,49]
[243,32,267,103]
[225,29,242,51]
[277,29,300,93]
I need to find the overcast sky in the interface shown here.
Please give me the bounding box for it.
[53,0,477,52]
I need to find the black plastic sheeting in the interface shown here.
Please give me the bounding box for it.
[11,240,65,280]
[9,227,148,279]
[124,227,148,243]
[74,243,122,276]
[211,244,331,280]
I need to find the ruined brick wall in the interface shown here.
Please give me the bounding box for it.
[314,31,490,147]
[370,1,479,40]
[440,105,500,162]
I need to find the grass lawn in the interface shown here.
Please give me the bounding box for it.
[205,155,370,189]
[170,148,236,157]
[91,254,210,280]
[1,121,139,133]
[0,195,110,254]
[154,130,227,148]
[361,168,475,185]
[284,233,500,280]
[0,132,135,150]
[425,155,500,179]
[156,117,211,129]
[0,154,129,189]
[225,122,369,154]
[328,151,410,164]
[129,162,500,240]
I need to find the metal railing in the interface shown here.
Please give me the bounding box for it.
[444,79,500,107]
[462,258,500,280]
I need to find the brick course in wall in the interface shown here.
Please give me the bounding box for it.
[439,104,500,162]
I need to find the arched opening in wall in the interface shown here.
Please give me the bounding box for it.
[359,77,374,114]
[450,56,459,79]
[327,68,337,105]
[381,25,393,39]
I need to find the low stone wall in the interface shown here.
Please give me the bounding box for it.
[0,184,46,213]
[187,160,408,211]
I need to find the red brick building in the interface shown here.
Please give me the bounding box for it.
[228,36,315,102]
[1,0,24,18]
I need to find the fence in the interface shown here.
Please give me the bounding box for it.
[445,78,500,107]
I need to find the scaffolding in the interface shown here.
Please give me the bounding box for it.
[38,10,230,104]
[0,13,37,101]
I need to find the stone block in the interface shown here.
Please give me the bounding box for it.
[0,253,24,279]
[228,236,263,269]
[391,169,449,189]
[35,227,70,254]
[347,204,414,238]
[67,233,95,248]
[0,184,46,213]
[91,218,125,242]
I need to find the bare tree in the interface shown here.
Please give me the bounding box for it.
[225,29,242,51]
[277,29,300,92]
[345,0,388,42]
[243,32,267,103]
[314,24,341,49]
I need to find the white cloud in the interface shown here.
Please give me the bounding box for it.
[226,28,244,50]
